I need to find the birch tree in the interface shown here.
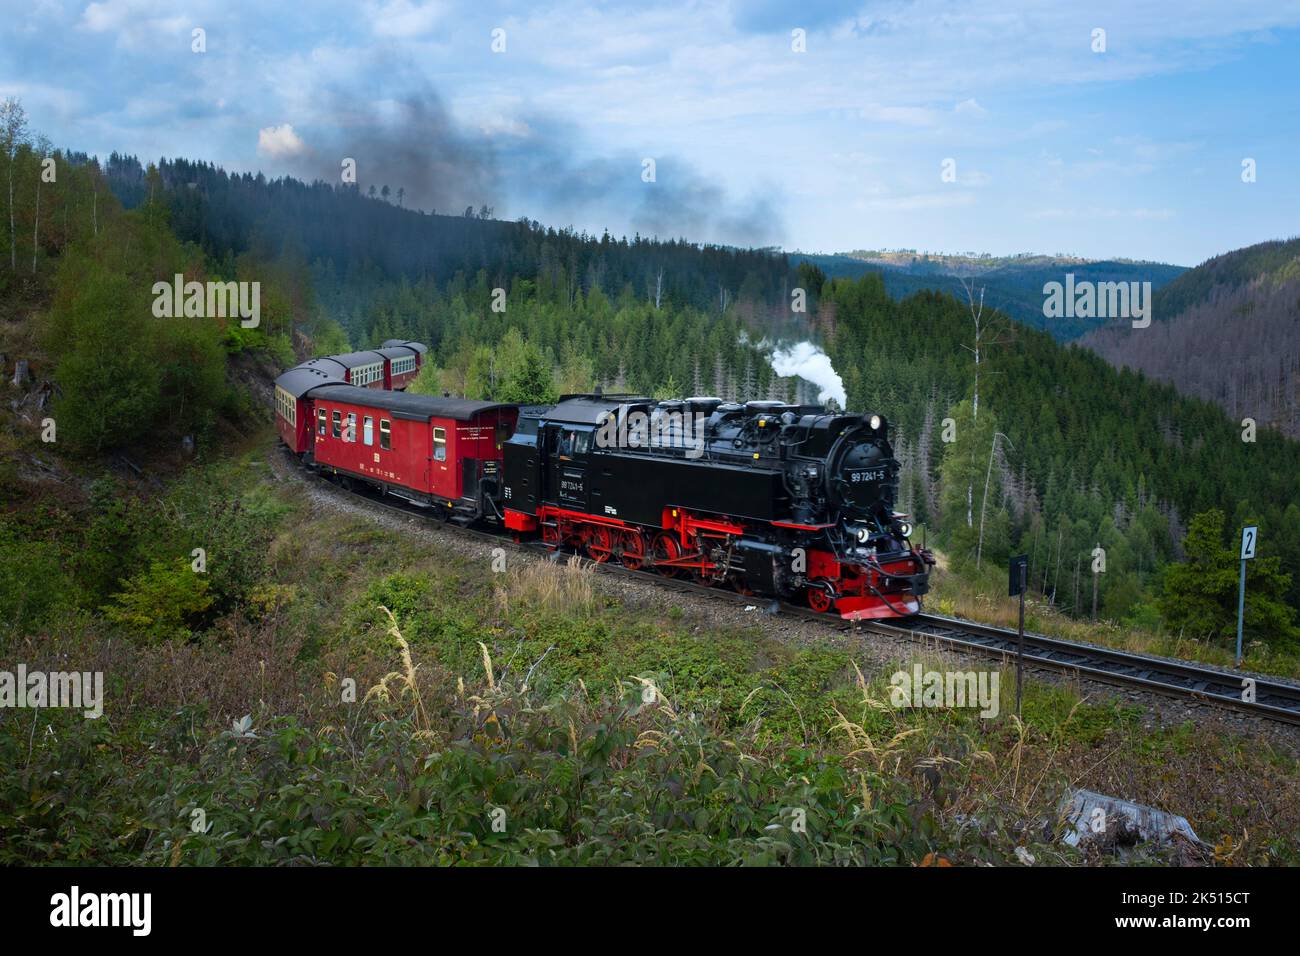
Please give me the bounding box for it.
[32,136,51,274]
[0,97,28,271]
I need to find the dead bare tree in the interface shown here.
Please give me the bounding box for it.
[958,277,987,421]
[958,276,1014,530]
[976,431,1012,570]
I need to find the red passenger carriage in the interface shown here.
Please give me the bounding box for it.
[308,384,517,522]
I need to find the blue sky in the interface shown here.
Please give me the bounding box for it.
[5,0,1300,265]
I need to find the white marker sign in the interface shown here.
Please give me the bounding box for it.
[1241,526,1257,560]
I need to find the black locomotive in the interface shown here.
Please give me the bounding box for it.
[503,394,934,619]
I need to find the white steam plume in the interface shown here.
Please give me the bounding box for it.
[769,341,847,409]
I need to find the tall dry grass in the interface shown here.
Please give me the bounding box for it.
[493,553,597,619]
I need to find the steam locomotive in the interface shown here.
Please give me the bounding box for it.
[275,350,933,620]
[501,395,934,619]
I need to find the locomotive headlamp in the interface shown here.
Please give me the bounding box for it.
[869,415,882,431]
[899,522,912,538]
[856,526,870,543]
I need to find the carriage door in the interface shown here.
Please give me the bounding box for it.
[548,425,591,512]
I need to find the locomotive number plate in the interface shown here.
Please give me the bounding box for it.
[847,468,886,484]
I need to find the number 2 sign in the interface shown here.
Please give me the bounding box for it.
[1241,526,1258,561]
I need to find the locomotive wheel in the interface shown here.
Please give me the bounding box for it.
[651,533,683,577]
[807,581,836,614]
[619,530,646,570]
[586,526,614,563]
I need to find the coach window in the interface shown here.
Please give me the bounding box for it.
[332,410,342,438]
[433,427,447,462]
[363,416,374,446]
[380,419,391,450]
[346,413,356,442]
[317,408,327,436]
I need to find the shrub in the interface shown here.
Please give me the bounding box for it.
[102,559,213,642]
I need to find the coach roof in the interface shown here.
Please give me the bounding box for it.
[275,364,345,398]
[309,383,514,422]
[381,339,429,354]
[299,356,348,378]
[329,350,386,368]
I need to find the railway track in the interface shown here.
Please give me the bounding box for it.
[290,452,1300,727]
[866,614,1300,726]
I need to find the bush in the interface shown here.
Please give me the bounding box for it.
[102,559,213,642]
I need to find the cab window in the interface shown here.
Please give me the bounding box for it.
[433,426,447,462]
[558,429,590,457]
[380,419,391,450]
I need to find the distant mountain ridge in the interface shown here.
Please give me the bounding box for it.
[792,251,1185,340]
[841,249,1157,273]
[1079,238,1300,439]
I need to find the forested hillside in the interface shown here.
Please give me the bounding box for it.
[104,157,794,328]
[1080,239,1300,439]
[0,142,296,460]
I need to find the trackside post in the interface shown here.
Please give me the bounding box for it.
[1237,526,1257,665]
[1009,554,1029,715]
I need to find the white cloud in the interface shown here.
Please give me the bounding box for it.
[257,123,307,159]
[1029,206,1176,221]
[954,97,987,116]
[79,0,187,46]
[367,1,445,38]
[868,192,978,211]
[858,103,936,126]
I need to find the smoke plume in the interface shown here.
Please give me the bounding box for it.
[769,341,847,408]
[278,64,783,246]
